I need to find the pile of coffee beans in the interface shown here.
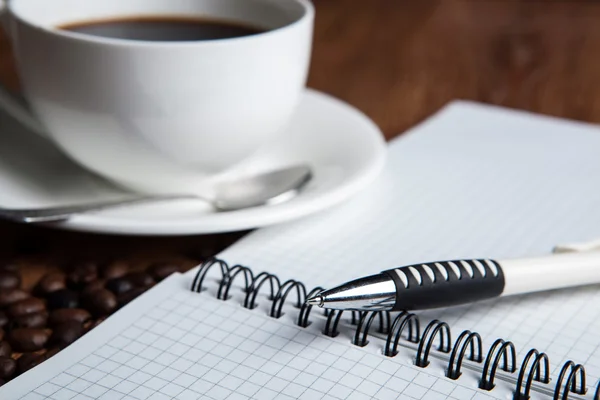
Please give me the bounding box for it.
[0,260,182,386]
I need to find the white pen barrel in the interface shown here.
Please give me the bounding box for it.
[500,251,600,296]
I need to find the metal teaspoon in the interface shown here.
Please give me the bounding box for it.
[0,165,312,223]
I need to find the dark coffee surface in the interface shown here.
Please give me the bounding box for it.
[59,16,264,41]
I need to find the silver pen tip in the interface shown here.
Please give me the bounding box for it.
[306,294,324,307]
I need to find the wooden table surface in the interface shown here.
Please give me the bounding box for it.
[2,0,600,288]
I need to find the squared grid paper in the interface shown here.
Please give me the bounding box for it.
[15,279,503,400]
[218,102,600,289]
[213,102,600,395]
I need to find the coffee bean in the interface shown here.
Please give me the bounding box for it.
[16,352,45,374]
[0,379,5,386]
[0,311,7,328]
[0,263,18,272]
[0,341,10,357]
[85,316,106,332]
[49,309,91,326]
[46,289,79,310]
[0,289,29,308]
[101,261,129,280]
[0,328,3,342]
[125,272,154,288]
[12,311,48,329]
[8,328,50,352]
[148,262,179,281]
[34,273,66,296]
[0,271,20,290]
[83,289,117,316]
[67,262,97,289]
[105,278,134,295]
[50,321,84,349]
[0,357,16,379]
[117,287,146,307]
[8,298,46,318]
[81,280,106,297]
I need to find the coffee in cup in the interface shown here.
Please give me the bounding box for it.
[0,0,313,194]
[59,16,264,41]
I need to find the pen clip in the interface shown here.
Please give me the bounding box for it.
[553,238,600,253]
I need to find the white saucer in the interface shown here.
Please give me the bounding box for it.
[0,89,386,235]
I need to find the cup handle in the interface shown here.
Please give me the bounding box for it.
[0,0,47,137]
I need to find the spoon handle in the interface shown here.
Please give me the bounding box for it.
[0,195,199,223]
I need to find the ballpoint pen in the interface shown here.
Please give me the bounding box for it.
[305,250,600,312]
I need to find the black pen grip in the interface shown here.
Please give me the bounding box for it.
[383,259,505,311]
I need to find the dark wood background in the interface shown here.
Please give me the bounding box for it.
[1,0,600,288]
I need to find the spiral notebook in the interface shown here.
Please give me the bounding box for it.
[216,101,600,399]
[4,101,600,400]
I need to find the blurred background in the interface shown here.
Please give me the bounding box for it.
[5,1,600,138]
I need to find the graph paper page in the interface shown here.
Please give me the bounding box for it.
[217,101,600,390]
[0,273,506,400]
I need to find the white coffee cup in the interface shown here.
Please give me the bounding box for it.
[0,0,313,193]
